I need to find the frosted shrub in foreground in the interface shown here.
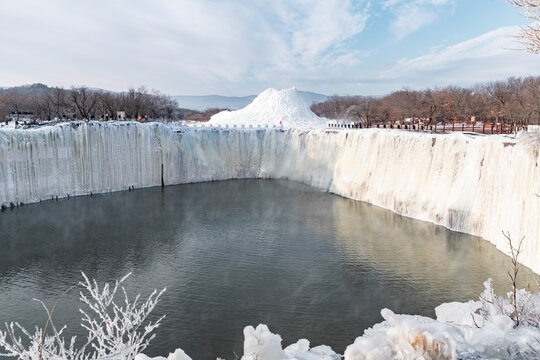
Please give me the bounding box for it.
[0,273,165,360]
[478,278,540,328]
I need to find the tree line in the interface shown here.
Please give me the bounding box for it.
[3,77,539,126]
[0,83,181,123]
[311,76,540,126]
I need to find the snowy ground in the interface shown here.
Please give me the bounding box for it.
[0,121,18,129]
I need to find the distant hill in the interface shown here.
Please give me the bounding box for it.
[173,95,256,112]
[173,90,327,111]
[0,83,50,96]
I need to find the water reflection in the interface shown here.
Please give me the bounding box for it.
[0,180,537,359]
[332,198,537,313]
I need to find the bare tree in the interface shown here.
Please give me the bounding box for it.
[420,89,438,125]
[126,86,149,119]
[1,89,30,122]
[0,96,6,123]
[345,97,377,125]
[525,76,540,124]
[387,89,422,121]
[29,92,53,123]
[70,86,98,120]
[507,77,531,127]
[485,81,514,122]
[470,84,490,121]
[502,231,525,328]
[98,91,121,120]
[46,87,68,120]
[159,95,179,121]
[506,0,540,53]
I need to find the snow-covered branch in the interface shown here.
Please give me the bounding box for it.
[0,273,166,360]
[506,0,540,53]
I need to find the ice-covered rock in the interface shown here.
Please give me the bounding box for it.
[344,309,459,360]
[209,88,326,128]
[241,324,339,360]
[243,324,284,360]
[435,300,482,327]
[135,348,192,360]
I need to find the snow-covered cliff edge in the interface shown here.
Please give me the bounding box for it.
[1,122,539,273]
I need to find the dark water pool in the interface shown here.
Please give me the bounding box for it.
[0,180,537,359]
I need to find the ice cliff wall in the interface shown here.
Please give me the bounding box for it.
[1,122,539,273]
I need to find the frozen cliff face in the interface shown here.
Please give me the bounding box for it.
[0,122,165,204]
[0,123,539,273]
[209,88,326,128]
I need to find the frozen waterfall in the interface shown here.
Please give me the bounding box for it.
[0,122,539,273]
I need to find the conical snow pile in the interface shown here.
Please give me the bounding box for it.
[209,87,326,129]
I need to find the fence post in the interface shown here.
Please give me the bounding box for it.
[482,122,485,134]
[443,123,445,132]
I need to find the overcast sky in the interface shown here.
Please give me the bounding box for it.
[0,0,538,96]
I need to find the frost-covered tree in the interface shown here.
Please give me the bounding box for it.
[0,273,165,360]
[506,0,540,53]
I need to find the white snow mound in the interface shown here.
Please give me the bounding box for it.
[209,87,326,129]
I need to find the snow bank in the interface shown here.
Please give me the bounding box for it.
[208,88,326,128]
[143,280,539,359]
[343,279,540,359]
[344,309,459,360]
[343,305,540,359]
[0,124,539,273]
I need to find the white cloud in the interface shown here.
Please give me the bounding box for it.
[0,0,369,95]
[0,1,535,96]
[382,0,455,38]
[379,26,540,87]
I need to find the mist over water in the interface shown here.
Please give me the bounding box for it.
[0,180,536,359]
